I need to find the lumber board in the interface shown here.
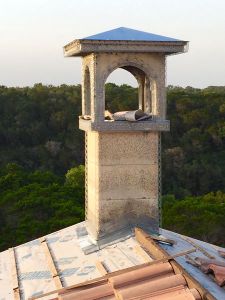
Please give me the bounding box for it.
[40,239,63,289]
[14,288,20,300]
[180,235,215,259]
[95,260,108,275]
[133,244,153,262]
[8,247,20,300]
[135,228,216,300]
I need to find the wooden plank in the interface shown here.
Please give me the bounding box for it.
[180,235,215,259]
[95,260,108,275]
[39,236,46,243]
[14,288,20,300]
[8,247,20,300]
[135,228,216,300]
[135,228,168,260]
[133,245,153,262]
[8,248,19,289]
[40,239,63,289]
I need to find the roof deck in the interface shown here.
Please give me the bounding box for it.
[1,222,224,300]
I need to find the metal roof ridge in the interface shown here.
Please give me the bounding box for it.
[81,26,182,42]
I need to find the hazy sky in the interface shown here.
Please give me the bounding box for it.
[1,0,225,88]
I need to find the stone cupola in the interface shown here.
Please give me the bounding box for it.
[64,27,188,241]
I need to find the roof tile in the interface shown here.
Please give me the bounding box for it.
[58,282,114,300]
[206,264,225,286]
[109,262,173,288]
[114,274,186,299]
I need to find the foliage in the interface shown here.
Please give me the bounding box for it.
[0,83,225,250]
[162,192,225,246]
[0,163,84,250]
[0,83,224,197]
[163,86,225,197]
[65,165,85,189]
[105,83,138,112]
[0,84,83,174]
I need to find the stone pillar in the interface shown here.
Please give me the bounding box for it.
[64,27,187,242]
[86,131,160,240]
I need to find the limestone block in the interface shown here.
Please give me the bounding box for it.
[98,164,159,201]
[79,118,170,132]
[85,130,160,239]
[98,198,159,236]
[95,52,165,83]
[98,132,159,166]
[99,198,158,222]
[87,132,99,165]
[87,161,99,189]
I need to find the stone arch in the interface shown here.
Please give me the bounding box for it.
[103,62,155,115]
[105,68,139,113]
[102,61,152,84]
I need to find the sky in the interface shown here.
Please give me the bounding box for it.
[0,0,225,88]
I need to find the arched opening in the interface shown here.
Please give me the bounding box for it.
[104,66,153,119]
[105,68,139,114]
[83,67,91,116]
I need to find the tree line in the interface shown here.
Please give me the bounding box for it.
[0,83,224,250]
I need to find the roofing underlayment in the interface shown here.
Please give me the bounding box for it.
[0,223,224,300]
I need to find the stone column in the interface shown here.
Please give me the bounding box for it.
[86,131,160,240]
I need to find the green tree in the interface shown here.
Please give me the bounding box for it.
[0,164,85,251]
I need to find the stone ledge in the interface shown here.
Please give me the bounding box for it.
[64,40,187,57]
[79,119,170,132]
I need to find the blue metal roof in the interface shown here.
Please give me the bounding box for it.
[82,27,180,42]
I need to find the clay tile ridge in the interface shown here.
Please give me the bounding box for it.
[137,287,201,300]
[109,262,173,288]
[115,273,187,300]
[58,282,114,300]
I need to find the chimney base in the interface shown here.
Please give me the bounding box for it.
[85,131,160,241]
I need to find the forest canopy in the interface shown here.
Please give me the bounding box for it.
[0,84,224,250]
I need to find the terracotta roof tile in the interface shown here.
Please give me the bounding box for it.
[58,261,202,300]
[187,256,225,286]
[205,264,225,286]
[109,262,173,288]
[58,282,114,300]
[115,273,186,299]
[138,287,200,300]
[46,263,204,299]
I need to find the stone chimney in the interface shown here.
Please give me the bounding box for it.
[64,27,188,241]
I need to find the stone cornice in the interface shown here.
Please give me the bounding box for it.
[79,119,170,132]
[64,39,188,57]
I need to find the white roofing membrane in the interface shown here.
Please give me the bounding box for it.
[0,222,150,300]
[0,222,224,300]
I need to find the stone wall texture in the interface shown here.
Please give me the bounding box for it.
[86,131,160,240]
[82,52,166,122]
